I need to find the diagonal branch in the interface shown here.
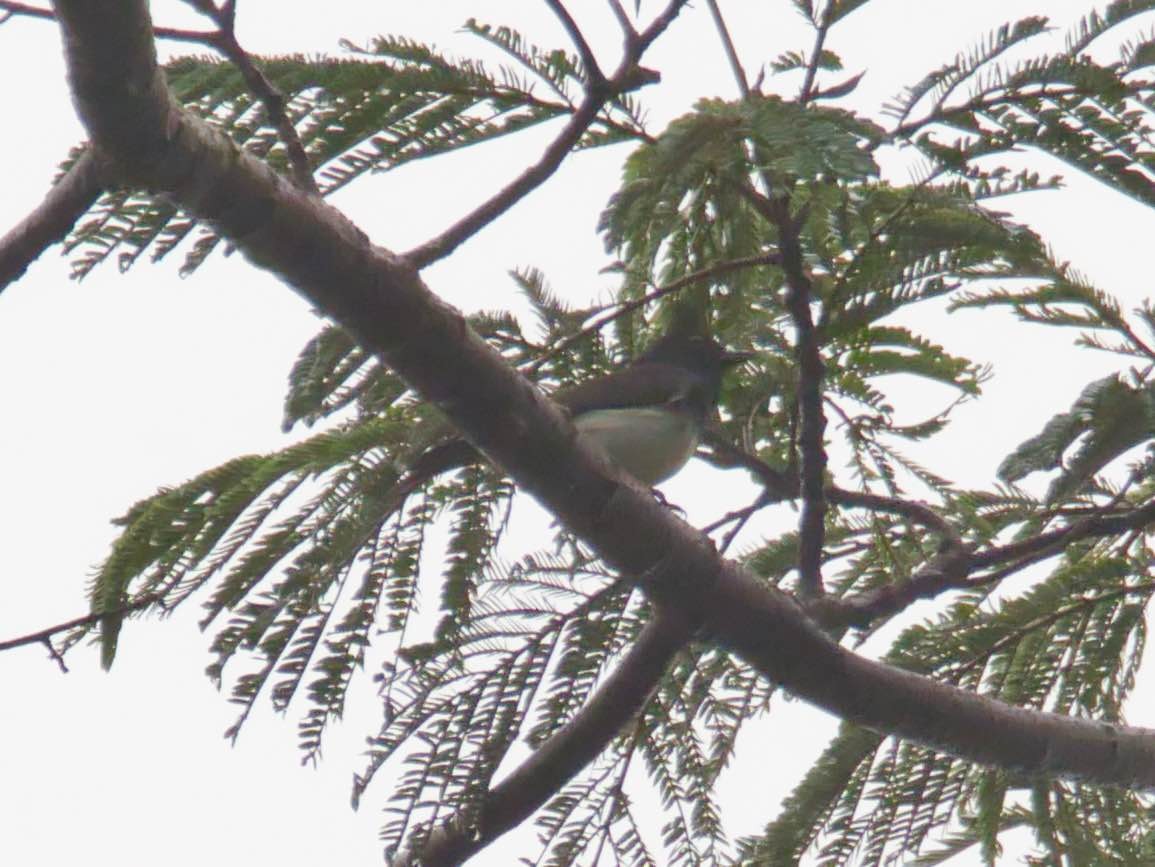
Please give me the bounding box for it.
[49,0,1155,833]
[699,437,1155,629]
[0,149,103,291]
[403,0,688,269]
[799,1,835,105]
[181,0,315,191]
[527,252,779,375]
[403,87,608,269]
[393,607,693,866]
[0,592,161,668]
[605,0,632,37]
[544,0,605,88]
[704,0,749,98]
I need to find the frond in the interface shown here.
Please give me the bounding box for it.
[601,95,881,286]
[892,10,1155,212]
[65,31,649,279]
[741,546,1152,863]
[996,373,1155,500]
[885,16,1051,124]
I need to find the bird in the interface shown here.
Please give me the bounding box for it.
[393,328,751,503]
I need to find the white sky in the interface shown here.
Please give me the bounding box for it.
[0,2,1151,865]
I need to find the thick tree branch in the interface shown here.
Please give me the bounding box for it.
[46,8,1155,857]
[0,149,103,291]
[403,0,686,269]
[393,608,694,866]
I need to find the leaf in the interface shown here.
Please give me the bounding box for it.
[601,95,881,280]
[998,374,1155,500]
[828,0,873,26]
[65,32,649,278]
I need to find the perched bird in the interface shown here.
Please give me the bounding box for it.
[396,329,751,500]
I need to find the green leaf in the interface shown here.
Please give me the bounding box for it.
[998,374,1155,500]
[65,32,649,278]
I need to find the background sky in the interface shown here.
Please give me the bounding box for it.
[1,2,1151,864]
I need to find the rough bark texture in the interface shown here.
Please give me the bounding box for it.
[47,0,1155,807]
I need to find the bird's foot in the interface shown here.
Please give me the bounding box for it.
[651,488,686,516]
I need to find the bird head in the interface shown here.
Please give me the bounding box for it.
[639,332,753,382]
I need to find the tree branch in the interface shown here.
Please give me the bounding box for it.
[528,252,778,375]
[393,607,694,866]
[48,5,1155,847]
[698,436,1155,628]
[181,0,315,191]
[605,0,633,38]
[0,0,216,43]
[799,3,835,105]
[704,0,749,98]
[1,0,315,191]
[0,149,103,291]
[544,0,605,88]
[0,593,160,662]
[403,0,687,269]
[747,187,829,598]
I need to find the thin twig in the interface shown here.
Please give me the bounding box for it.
[402,91,607,268]
[392,607,695,867]
[0,1,217,43]
[181,0,316,191]
[814,494,1155,629]
[975,499,1155,570]
[0,594,160,659]
[719,492,771,553]
[954,583,1155,682]
[527,252,778,375]
[828,488,958,541]
[799,3,835,105]
[404,0,689,269]
[544,0,605,87]
[703,433,961,542]
[586,726,642,866]
[704,0,749,98]
[605,0,633,37]
[1,1,315,190]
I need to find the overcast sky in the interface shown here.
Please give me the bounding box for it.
[1,2,1150,865]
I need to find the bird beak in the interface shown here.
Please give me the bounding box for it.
[721,349,755,368]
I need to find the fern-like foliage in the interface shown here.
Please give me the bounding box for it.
[64,24,650,279]
[64,3,1155,865]
[741,549,1152,864]
[891,7,1155,212]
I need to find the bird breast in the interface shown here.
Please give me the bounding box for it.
[573,407,699,486]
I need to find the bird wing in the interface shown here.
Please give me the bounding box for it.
[554,362,704,416]
[395,361,707,492]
